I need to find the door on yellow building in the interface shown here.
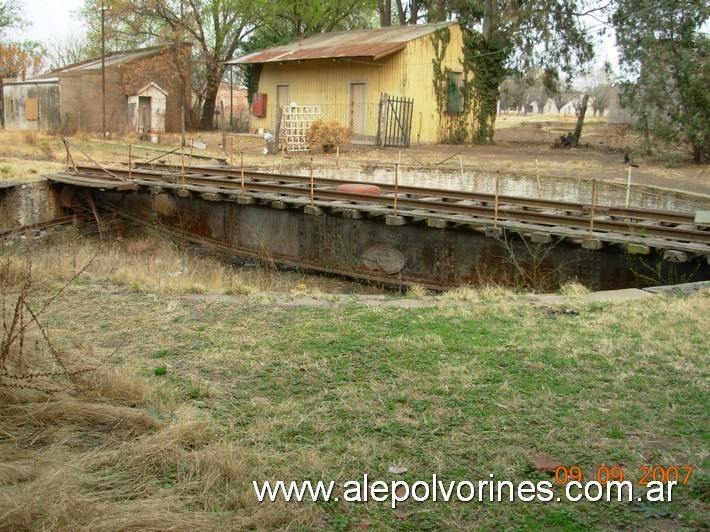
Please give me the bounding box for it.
[349,82,367,136]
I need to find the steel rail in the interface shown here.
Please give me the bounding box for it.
[0,215,86,239]
[68,167,710,244]
[75,163,702,225]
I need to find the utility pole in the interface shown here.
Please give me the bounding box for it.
[229,67,234,128]
[180,0,186,146]
[101,0,106,137]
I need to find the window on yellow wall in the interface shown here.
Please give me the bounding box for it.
[447,71,464,115]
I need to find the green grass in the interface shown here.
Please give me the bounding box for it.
[34,280,708,530]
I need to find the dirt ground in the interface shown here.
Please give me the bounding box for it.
[1,115,708,197]
[343,114,710,197]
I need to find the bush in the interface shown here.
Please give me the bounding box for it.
[307,120,352,153]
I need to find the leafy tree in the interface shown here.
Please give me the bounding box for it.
[612,0,709,163]
[498,77,526,113]
[523,69,560,114]
[444,1,607,142]
[0,0,24,34]
[588,83,612,116]
[262,0,376,39]
[553,89,578,113]
[0,41,44,78]
[82,0,268,130]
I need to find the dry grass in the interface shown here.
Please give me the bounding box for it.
[15,232,366,297]
[0,254,320,530]
[1,227,707,530]
[558,281,591,297]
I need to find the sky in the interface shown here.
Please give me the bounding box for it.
[8,0,85,43]
[10,0,618,72]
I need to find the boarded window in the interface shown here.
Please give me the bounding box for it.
[25,98,39,121]
[446,72,464,115]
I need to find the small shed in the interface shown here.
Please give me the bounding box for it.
[0,78,61,132]
[128,82,168,134]
[1,45,190,135]
[227,22,477,147]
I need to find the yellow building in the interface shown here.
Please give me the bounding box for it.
[226,22,475,147]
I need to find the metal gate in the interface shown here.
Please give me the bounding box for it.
[377,93,414,148]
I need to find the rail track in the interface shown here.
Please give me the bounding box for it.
[0,215,83,240]
[61,164,710,249]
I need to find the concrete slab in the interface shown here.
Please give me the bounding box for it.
[201,193,222,202]
[427,218,449,229]
[582,239,603,250]
[531,232,553,244]
[643,280,710,295]
[342,209,363,219]
[386,215,407,226]
[583,288,654,302]
[626,243,651,255]
[694,211,710,224]
[663,249,688,263]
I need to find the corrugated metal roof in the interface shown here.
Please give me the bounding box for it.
[15,45,177,82]
[2,77,59,86]
[50,46,169,73]
[226,22,454,65]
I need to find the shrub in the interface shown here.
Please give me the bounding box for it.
[307,120,352,153]
[22,131,38,145]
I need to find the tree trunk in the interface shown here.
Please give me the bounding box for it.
[482,0,496,39]
[571,94,589,145]
[409,0,419,24]
[199,68,222,130]
[378,0,391,26]
[427,0,446,22]
[395,0,406,24]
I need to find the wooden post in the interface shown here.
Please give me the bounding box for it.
[394,163,400,216]
[220,100,227,149]
[181,151,185,192]
[180,106,186,147]
[240,152,245,196]
[229,137,234,166]
[459,154,465,187]
[589,179,597,239]
[625,164,632,208]
[128,144,132,180]
[494,171,500,229]
[310,157,314,208]
[535,157,541,199]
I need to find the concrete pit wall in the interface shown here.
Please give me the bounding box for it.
[92,188,709,291]
[0,181,64,233]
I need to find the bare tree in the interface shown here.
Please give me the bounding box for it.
[45,32,93,69]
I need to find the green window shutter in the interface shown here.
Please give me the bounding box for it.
[447,72,462,114]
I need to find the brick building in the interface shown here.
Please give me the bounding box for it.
[1,44,190,135]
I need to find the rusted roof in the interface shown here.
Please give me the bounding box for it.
[226,22,454,65]
[47,46,171,75]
